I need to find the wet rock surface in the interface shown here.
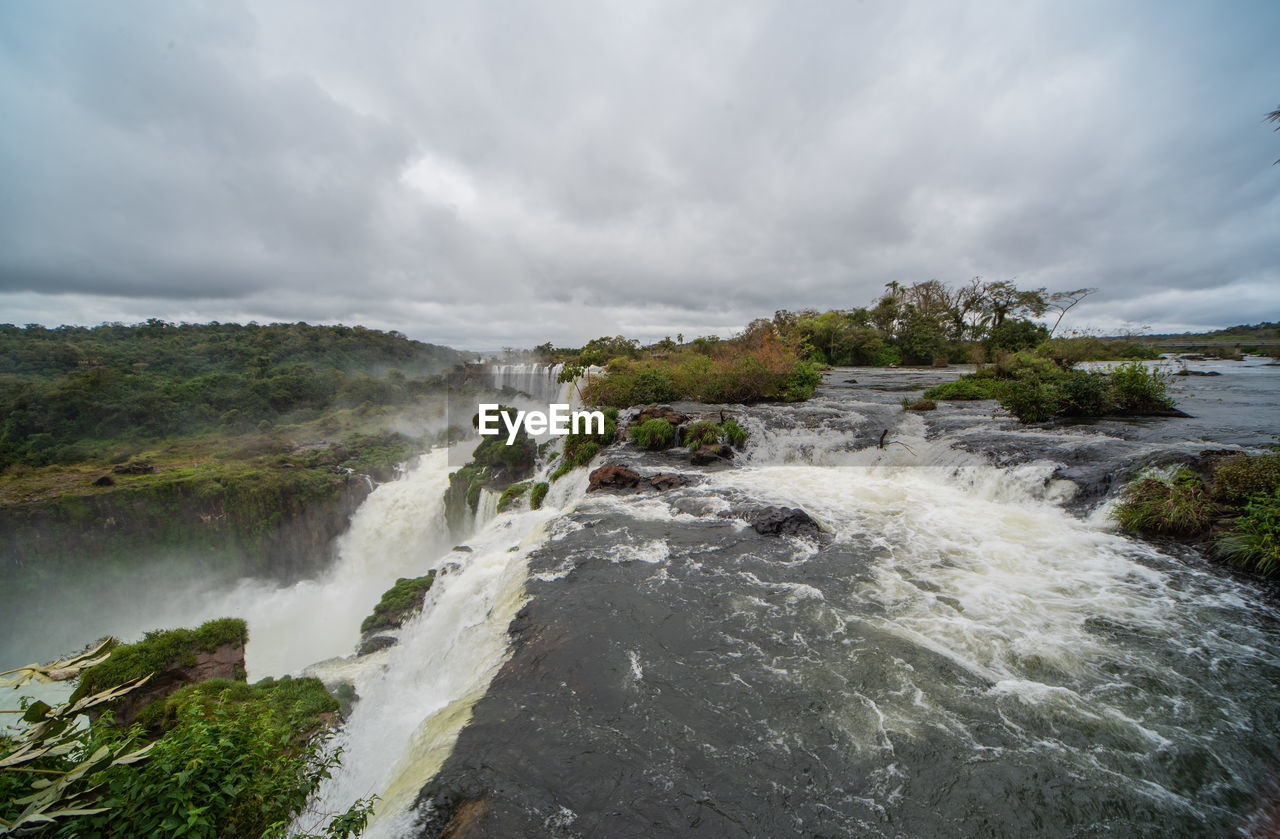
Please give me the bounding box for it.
[409,359,1280,838]
[587,463,691,493]
[745,505,822,538]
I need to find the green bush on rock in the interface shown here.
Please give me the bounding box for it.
[1114,468,1219,536]
[361,573,437,634]
[630,418,675,450]
[529,481,549,510]
[1216,487,1280,576]
[73,617,249,703]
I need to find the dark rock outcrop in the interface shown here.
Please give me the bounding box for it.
[648,473,690,491]
[0,473,374,583]
[357,634,398,656]
[634,406,691,427]
[587,464,691,493]
[588,464,645,491]
[691,443,734,465]
[747,506,822,538]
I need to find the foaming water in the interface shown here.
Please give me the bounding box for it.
[307,501,575,837]
[411,367,1280,836]
[487,363,569,404]
[221,448,455,677]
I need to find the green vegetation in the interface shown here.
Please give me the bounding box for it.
[1216,488,1280,577]
[577,327,821,408]
[529,481,549,510]
[1109,361,1177,414]
[684,421,721,450]
[1115,451,1280,578]
[925,354,1176,423]
[1114,468,1220,536]
[470,406,536,480]
[1146,321,1279,356]
[630,418,676,450]
[548,407,617,482]
[70,686,368,838]
[722,418,747,447]
[2,623,372,837]
[444,466,488,533]
[73,618,248,703]
[1037,335,1158,365]
[1210,452,1280,504]
[766,280,1098,366]
[360,573,437,634]
[922,377,1005,401]
[497,481,530,512]
[685,419,748,449]
[134,675,338,737]
[0,320,467,472]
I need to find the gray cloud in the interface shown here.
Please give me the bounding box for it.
[1,0,1277,349]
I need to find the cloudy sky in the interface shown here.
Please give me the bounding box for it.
[1,1,1277,349]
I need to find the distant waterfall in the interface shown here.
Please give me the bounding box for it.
[487,363,568,404]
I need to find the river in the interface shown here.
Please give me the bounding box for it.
[326,356,1280,837]
[7,357,1279,837]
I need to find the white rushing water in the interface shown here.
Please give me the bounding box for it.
[220,448,455,678]
[303,499,578,837]
[487,362,570,404]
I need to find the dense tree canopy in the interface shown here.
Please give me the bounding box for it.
[0,321,469,470]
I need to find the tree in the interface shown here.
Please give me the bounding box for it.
[1045,288,1096,336]
[981,281,1048,330]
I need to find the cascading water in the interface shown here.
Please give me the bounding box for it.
[219,448,455,677]
[487,362,569,405]
[405,363,1280,837]
[304,486,584,837]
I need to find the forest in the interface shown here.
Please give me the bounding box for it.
[0,321,471,471]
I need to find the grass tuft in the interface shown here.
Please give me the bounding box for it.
[1114,468,1220,536]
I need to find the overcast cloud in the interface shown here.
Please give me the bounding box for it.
[1,1,1277,349]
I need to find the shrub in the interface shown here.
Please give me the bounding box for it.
[781,360,823,402]
[630,418,675,450]
[721,418,747,447]
[1000,378,1060,423]
[2,639,372,839]
[1056,369,1112,417]
[923,377,1004,401]
[74,618,248,703]
[548,407,617,482]
[908,399,937,411]
[1110,361,1175,414]
[582,333,816,407]
[497,481,529,512]
[1216,487,1280,576]
[1211,452,1280,504]
[685,421,722,450]
[78,690,371,838]
[361,573,436,634]
[529,481,549,510]
[1115,468,1220,536]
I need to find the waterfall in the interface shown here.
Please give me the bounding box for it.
[486,362,569,404]
[219,448,454,678]
[474,488,501,531]
[396,369,1280,837]
[303,473,582,837]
